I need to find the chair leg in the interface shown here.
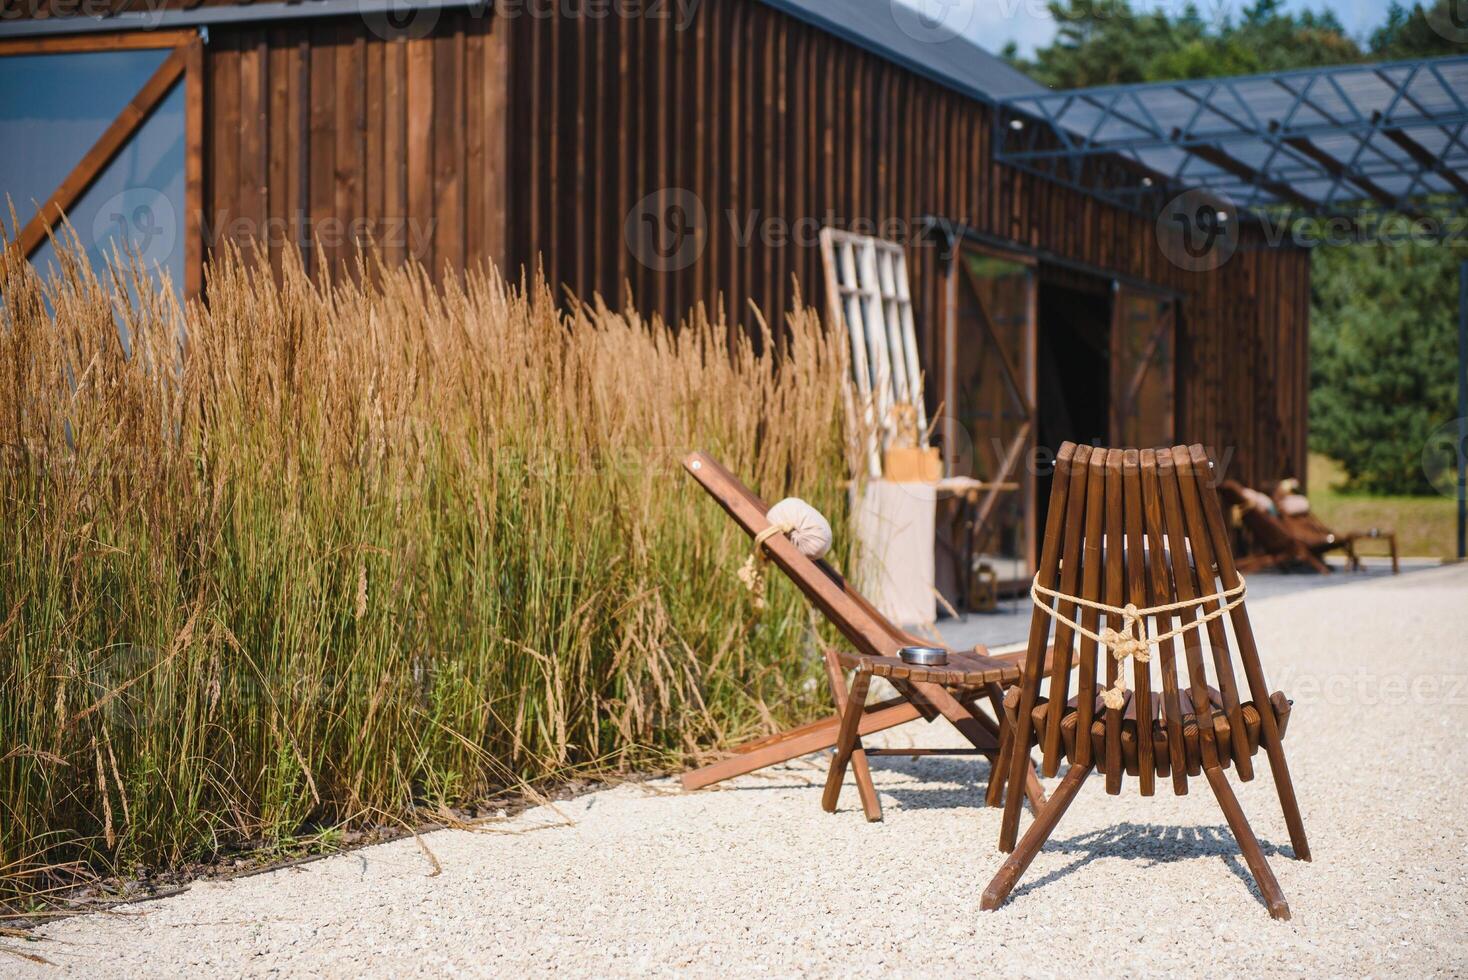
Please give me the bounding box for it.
[822,651,881,822]
[1260,731,1311,862]
[940,686,1047,813]
[991,686,1047,815]
[1204,765,1291,920]
[1304,548,1331,574]
[984,686,1009,808]
[982,763,1092,910]
[822,671,872,814]
[999,691,1052,854]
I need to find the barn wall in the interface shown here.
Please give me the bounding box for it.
[502,1,1311,489]
[155,0,1309,487]
[201,11,508,280]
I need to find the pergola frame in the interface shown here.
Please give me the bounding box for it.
[996,57,1468,559]
[994,56,1468,222]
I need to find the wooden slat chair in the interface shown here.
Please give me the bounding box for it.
[684,451,1059,821]
[985,443,1311,919]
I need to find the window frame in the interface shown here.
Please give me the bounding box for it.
[0,29,204,298]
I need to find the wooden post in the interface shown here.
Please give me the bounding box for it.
[1458,259,1466,561]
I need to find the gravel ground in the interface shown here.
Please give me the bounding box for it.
[13,563,1468,977]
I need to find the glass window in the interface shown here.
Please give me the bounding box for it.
[1,48,185,299]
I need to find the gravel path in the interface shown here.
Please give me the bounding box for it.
[14,564,1468,977]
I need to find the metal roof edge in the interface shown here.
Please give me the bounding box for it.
[0,0,489,37]
[752,0,1001,107]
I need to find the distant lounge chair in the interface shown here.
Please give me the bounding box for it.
[681,451,1064,820]
[985,444,1309,919]
[1219,480,1398,574]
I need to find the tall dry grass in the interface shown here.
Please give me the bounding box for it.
[0,232,853,901]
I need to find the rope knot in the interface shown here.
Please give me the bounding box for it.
[1099,626,1150,665]
[739,521,795,609]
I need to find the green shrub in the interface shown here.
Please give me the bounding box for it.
[1309,239,1461,495]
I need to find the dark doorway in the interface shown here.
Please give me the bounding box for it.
[1036,273,1112,525]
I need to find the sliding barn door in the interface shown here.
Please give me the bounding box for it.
[943,244,1037,588]
[1110,286,1176,448]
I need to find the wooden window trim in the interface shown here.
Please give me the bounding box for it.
[0,30,199,56]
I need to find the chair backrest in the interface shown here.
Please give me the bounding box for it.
[682,451,928,660]
[1023,442,1279,795]
[1219,479,1302,557]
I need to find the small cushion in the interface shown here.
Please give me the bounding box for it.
[765,497,832,558]
[1277,493,1310,517]
[1240,486,1277,516]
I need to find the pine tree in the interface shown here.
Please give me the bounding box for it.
[1310,241,1461,493]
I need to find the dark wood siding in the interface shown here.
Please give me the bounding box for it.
[501,1,1311,489]
[202,12,508,279]
[5,1,1308,487]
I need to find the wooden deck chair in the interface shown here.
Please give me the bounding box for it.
[683,451,1060,820]
[1220,480,1399,575]
[1218,480,1330,573]
[985,444,1310,919]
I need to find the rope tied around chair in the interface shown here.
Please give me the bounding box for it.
[738,522,795,609]
[1030,573,1248,710]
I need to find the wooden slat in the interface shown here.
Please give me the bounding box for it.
[1121,449,1156,794]
[211,37,241,252]
[183,36,204,298]
[265,32,292,280]
[364,30,386,257]
[306,25,335,275]
[405,34,435,270]
[463,21,485,270]
[1070,447,1109,773]
[1154,448,1223,772]
[1172,445,1254,779]
[679,698,921,791]
[0,30,198,55]
[335,24,365,272]
[431,18,465,278]
[1190,444,1311,859]
[999,440,1076,852]
[1040,443,1092,776]
[382,35,407,267]
[1101,448,1126,793]
[237,31,267,251]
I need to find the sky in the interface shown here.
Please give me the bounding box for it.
[894,0,1397,57]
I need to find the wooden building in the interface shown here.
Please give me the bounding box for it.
[0,0,1311,587]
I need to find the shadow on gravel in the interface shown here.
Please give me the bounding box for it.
[1009,821,1291,911]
